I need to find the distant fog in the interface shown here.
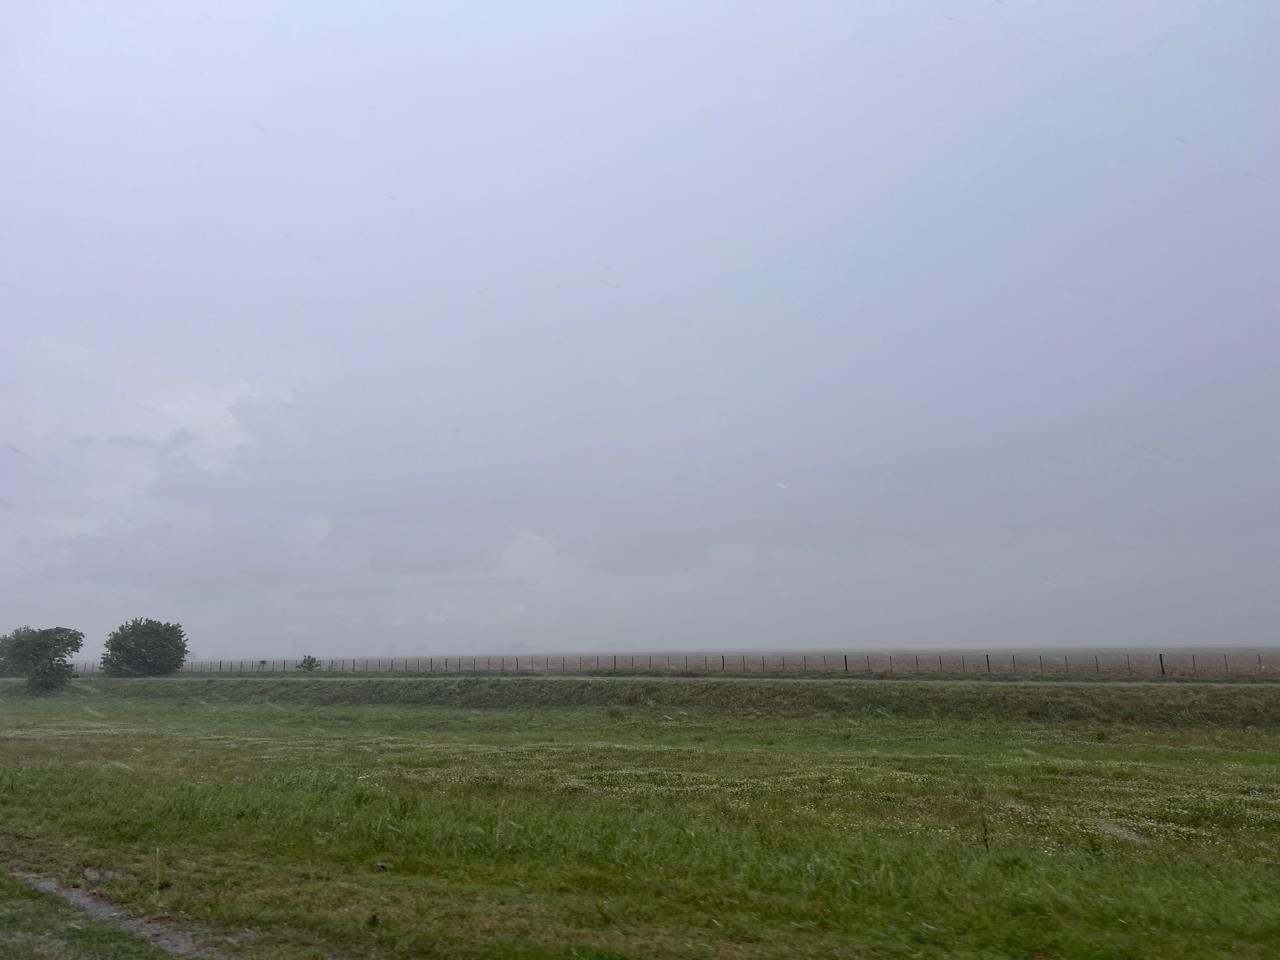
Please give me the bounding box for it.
[3,2,1278,658]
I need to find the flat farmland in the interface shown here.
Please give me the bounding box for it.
[1,676,1278,959]
[76,646,1280,679]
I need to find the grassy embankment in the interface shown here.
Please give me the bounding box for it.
[1,676,1278,959]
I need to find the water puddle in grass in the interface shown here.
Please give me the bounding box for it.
[12,871,228,959]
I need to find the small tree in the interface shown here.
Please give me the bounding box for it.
[0,626,84,693]
[298,655,320,672]
[101,618,188,676]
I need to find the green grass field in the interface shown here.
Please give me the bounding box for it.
[1,677,1278,958]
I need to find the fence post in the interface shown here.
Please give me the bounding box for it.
[1192,654,1197,675]
[721,655,725,671]
[985,654,990,674]
[866,655,871,673]
[915,655,920,673]
[1159,653,1166,676]
[1126,654,1131,674]
[1039,654,1044,673]
[1095,655,1099,674]
[1223,654,1228,674]
[844,654,848,672]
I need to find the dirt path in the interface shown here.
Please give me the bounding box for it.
[12,872,228,959]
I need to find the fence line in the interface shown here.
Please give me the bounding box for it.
[69,651,1279,678]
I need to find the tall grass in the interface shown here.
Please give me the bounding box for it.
[1,681,1277,957]
[31,674,1280,726]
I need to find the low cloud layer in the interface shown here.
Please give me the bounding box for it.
[3,2,1277,657]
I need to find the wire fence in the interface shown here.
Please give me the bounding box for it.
[70,650,1280,678]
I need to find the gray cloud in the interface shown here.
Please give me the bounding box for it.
[3,1,1278,657]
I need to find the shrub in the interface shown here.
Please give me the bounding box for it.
[101,618,188,676]
[0,626,84,693]
[298,655,321,672]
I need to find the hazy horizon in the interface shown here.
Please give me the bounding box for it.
[4,2,1278,660]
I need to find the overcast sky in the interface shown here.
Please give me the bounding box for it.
[3,1,1278,659]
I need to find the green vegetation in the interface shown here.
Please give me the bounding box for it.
[101,618,188,676]
[74,673,1280,725]
[0,872,173,959]
[1,676,1277,958]
[0,625,83,692]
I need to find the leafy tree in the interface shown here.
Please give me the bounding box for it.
[0,626,84,693]
[298,655,320,672]
[101,618,188,676]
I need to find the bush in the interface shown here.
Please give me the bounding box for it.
[0,626,84,693]
[298,655,320,672]
[101,618,188,676]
